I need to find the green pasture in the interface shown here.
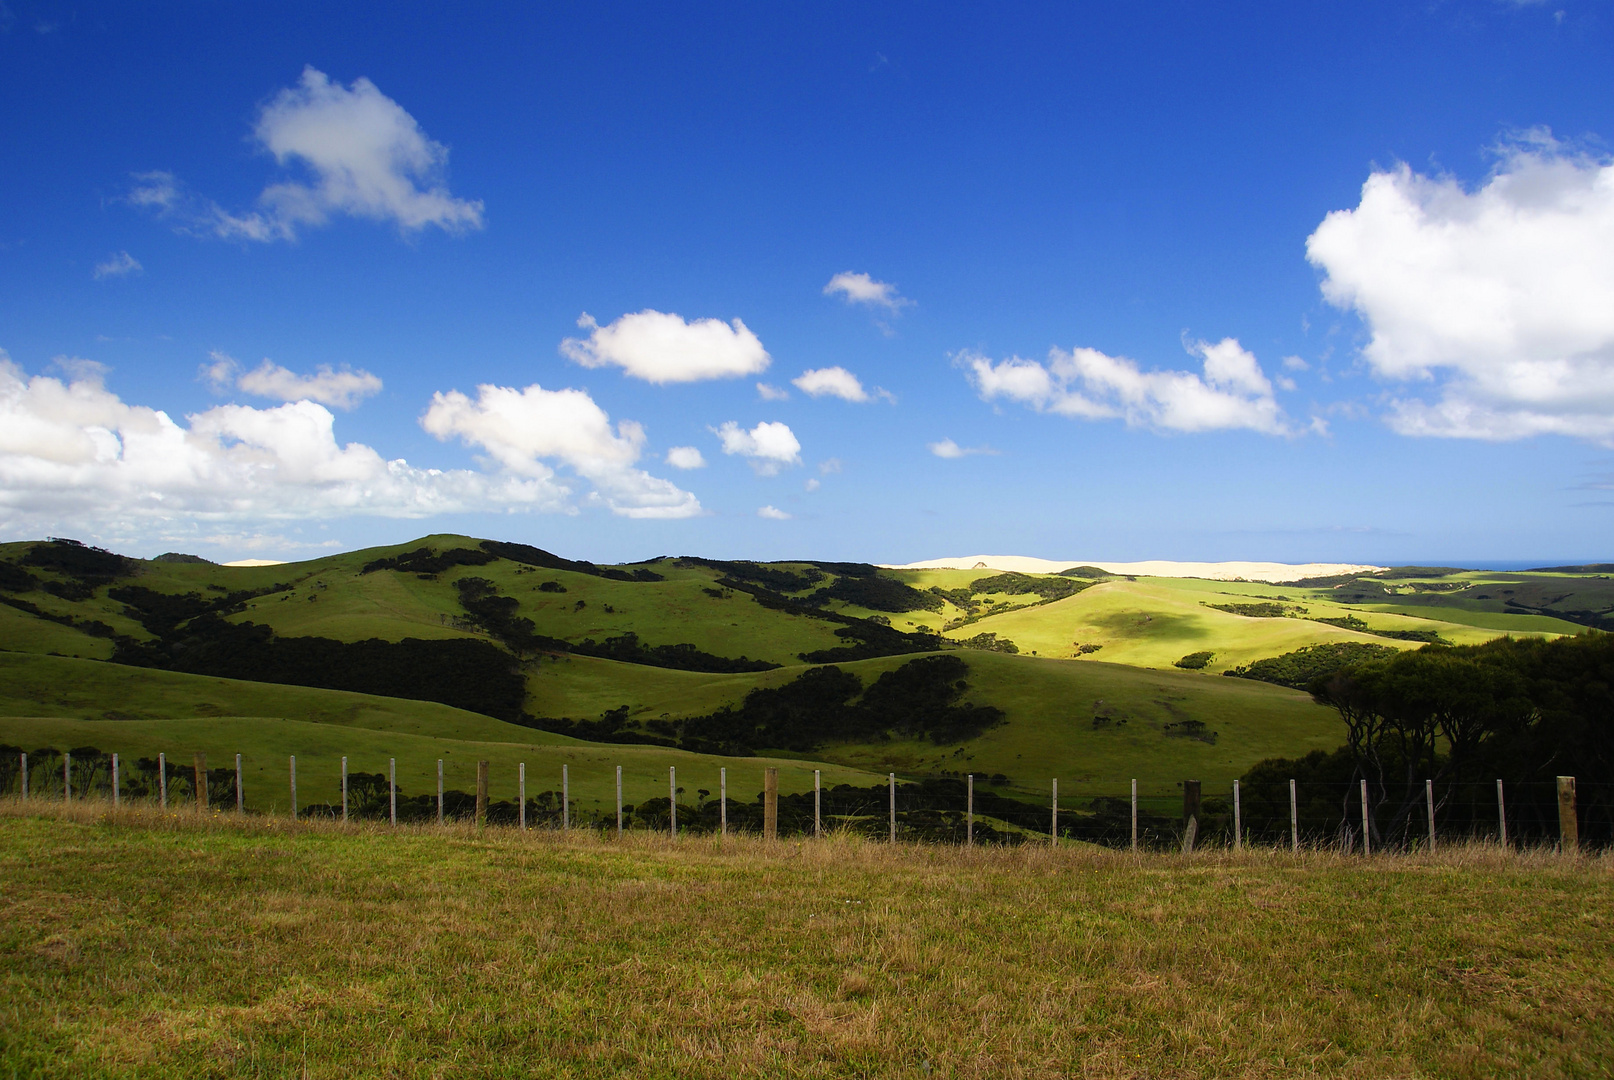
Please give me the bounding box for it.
[807,651,1342,797]
[940,576,1564,670]
[0,715,881,815]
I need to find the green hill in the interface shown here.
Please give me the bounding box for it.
[0,535,1587,810]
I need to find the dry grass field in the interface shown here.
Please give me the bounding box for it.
[2,800,1611,1078]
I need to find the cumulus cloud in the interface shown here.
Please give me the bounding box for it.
[1307,132,1614,443]
[756,382,790,401]
[665,446,706,469]
[791,366,894,404]
[560,310,770,384]
[928,438,998,459]
[92,251,142,279]
[0,352,561,540]
[129,66,482,242]
[203,351,383,410]
[961,337,1287,434]
[824,272,908,312]
[421,382,701,519]
[757,505,791,520]
[712,420,802,475]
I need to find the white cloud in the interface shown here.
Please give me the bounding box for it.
[203,351,383,410]
[1307,132,1614,443]
[757,505,792,520]
[0,352,562,541]
[129,66,482,242]
[756,382,790,401]
[92,251,142,279]
[818,458,842,475]
[712,420,802,475]
[791,366,894,404]
[928,438,998,459]
[823,272,908,312]
[961,337,1287,435]
[422,382,701,519]
[560,310,770,384]
[1282,355,1310,371]
[665,445,706,470]
[804,478,821,492]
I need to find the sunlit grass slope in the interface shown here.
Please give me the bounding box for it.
[808,652,1342,797]
[938,575,1567,670]
[3,806,1611,1079]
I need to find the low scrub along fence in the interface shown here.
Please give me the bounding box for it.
[1,746,1605,853]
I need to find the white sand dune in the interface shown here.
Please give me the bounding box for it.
[222,559,288,567]
[880,555,1388,584]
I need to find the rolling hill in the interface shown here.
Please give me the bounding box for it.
[0,535,1593,811]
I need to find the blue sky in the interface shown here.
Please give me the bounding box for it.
[2,1,1612,565]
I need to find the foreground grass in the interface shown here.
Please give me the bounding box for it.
[3,803,1612,1078]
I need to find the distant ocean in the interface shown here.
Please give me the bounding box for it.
[1418,560,1612,571]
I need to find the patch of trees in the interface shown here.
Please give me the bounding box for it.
[151,552,214,565]
[967,572,1088,602]
[956,632,1018,654]
[361,546,498,576]
[810,573,944,613]
[0,562,39,592]
[678,556,824,593]
[1204,601,1300,618]
[1174,651,1214,670]
[1307,614,1446,643]
[654,654,1004,756]
[1239,632,1614,847]
[109,583,293,637]
[1058,566,1112,579]
[1282,566,1470,588]
[21,538,133,582]
[479,540,663,582]
[112,615,530,721]
[571,631,779,673]
[1222,641,1399,689]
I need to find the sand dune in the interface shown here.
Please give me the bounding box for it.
[881,555,1389,583]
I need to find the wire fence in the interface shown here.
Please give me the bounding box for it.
[2,745,1607,852]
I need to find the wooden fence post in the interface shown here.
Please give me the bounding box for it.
[1496,779,1507,848]
[1232,780,1242,851]
[669,766,677,838]
[160,752,168,809]
[562,764,570,830]
[1289,778,1298,853]
[288,755,295,821]
[19,752,26,800]
[814,769,821,838]
[341,756,348,824]
[437,759,444,825]
[112,753,119,808]
[1558,776,1578,854]
[887,772,896,844]
[389,758,397,827]
[719,767,726,838]
[1180,780,1201,853]
[63,751,71,803]
[763,767,779,840]
[1360,779,1371,856]
[235,754,242,813]
[1425,778,1436,853]
[616,765,623,837]
[1130,778,1138,853]
[473,760,487,827]
[194,753,207,812]
[967,773,974,847]
[519,763,526,831]
[1050,778,1059,846]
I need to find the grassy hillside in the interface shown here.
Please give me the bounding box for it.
[4,804,1611,1079]
[0,653,885,812]
[0,535,1588,805]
